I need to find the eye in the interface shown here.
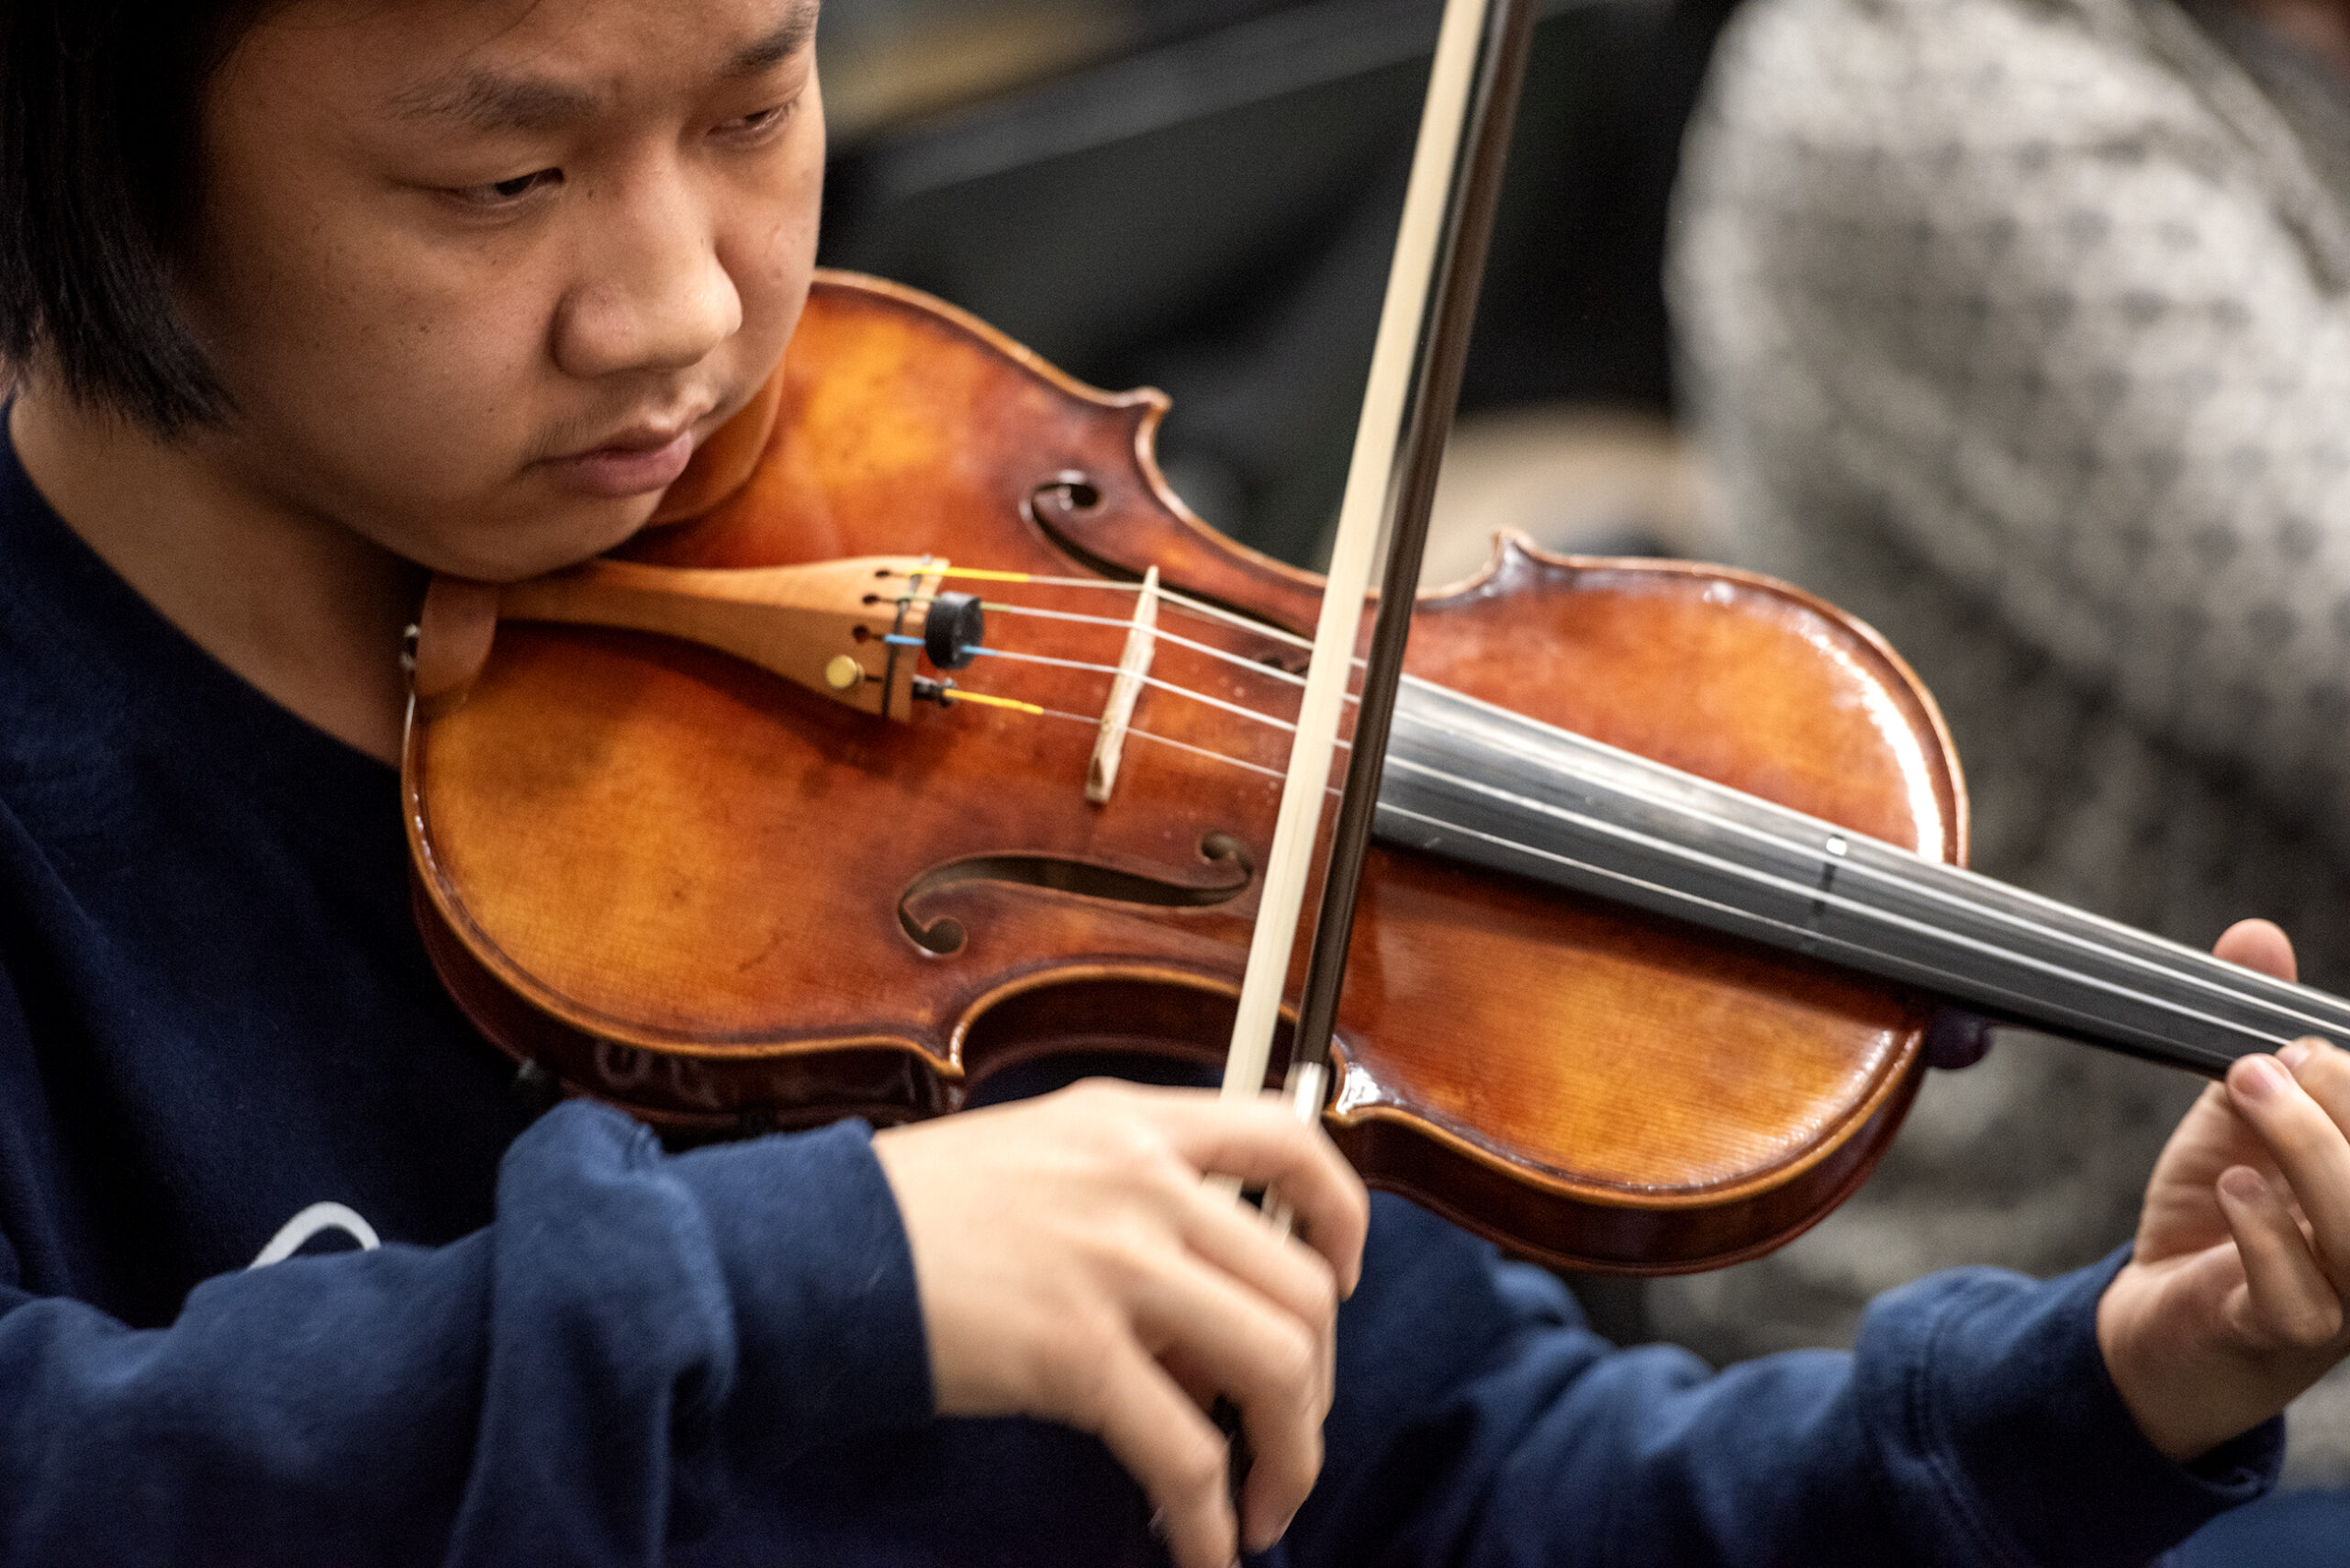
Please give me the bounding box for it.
[713,100,796,141]
[449,168,563,208]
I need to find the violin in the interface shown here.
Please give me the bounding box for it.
[397,264,2350,1277]
[398,0,2350,1279]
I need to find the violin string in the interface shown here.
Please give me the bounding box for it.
[947,692,1353,790]
[890,567,1311,649]
[1016,705,1291,781]
[1694,801,2350,1041]
[1381,793,2303,1054]
[879,567,1368,666]
[1381,783,2301,1054]
[936,678,2315,1051]
[933,597,2306,1045]
[1380,753,2335,1053]
[1394,689,2350,1041]
[912,566,2333,1047]
[980,601,1364,702]
[932,689,1046,716]
[888,635,1348,737]
[945,673,2295,1044]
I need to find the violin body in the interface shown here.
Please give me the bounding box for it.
[406,272,1966,1274]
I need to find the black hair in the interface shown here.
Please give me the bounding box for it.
[0,1,262,433]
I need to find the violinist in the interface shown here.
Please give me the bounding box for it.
[0,1,2341,1563]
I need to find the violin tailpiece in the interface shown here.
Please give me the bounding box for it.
[488,555,957,721]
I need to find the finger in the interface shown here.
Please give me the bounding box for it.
[1158,1343,1221,1410]
[1136,1090,1371,1294]
[2279,1042,2350,1256]
[2283,1037,2350,1139]
[1181,1188,1340,1407]
[2216,1165,2344,1350]
[1087,1338,1239,1568]
[1128,1253,1326,1551]
[2227,1053,2350,1293]
[1184,1220,1337,1444]
[2216,919,2298,982]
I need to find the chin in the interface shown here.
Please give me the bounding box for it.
[422,493,661,584]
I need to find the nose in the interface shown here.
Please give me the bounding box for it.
[553,161,743,380]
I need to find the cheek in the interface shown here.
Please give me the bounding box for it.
[725,158,823,361]
[190,207,600,567]
[225,219,554,470]
[341,273,554,457]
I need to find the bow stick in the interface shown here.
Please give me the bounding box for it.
[1218,0,1539,1156]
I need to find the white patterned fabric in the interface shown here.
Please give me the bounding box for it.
[1667,0,2350,1483]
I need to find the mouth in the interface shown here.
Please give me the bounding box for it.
[541,414,711,499]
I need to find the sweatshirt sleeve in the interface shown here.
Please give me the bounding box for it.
[0,1100,932,1568]
[1293,1195,2277,1568]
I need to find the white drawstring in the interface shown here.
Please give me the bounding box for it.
[248,1203,381,1269]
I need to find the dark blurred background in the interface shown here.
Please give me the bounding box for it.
[814,0,1734,586]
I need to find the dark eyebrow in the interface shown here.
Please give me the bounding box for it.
[726,1,823,78]
[390,1,821,133]
[390,73,601,134]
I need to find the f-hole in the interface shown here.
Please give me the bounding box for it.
[1030,472,1104,522]
[900,832,1254,955]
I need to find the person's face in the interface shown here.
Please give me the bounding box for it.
[182,0,825,579]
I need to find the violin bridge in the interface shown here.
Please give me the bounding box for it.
[1087,566,1160,804]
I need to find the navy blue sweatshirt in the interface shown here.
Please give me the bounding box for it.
[0,430,2281,1564]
